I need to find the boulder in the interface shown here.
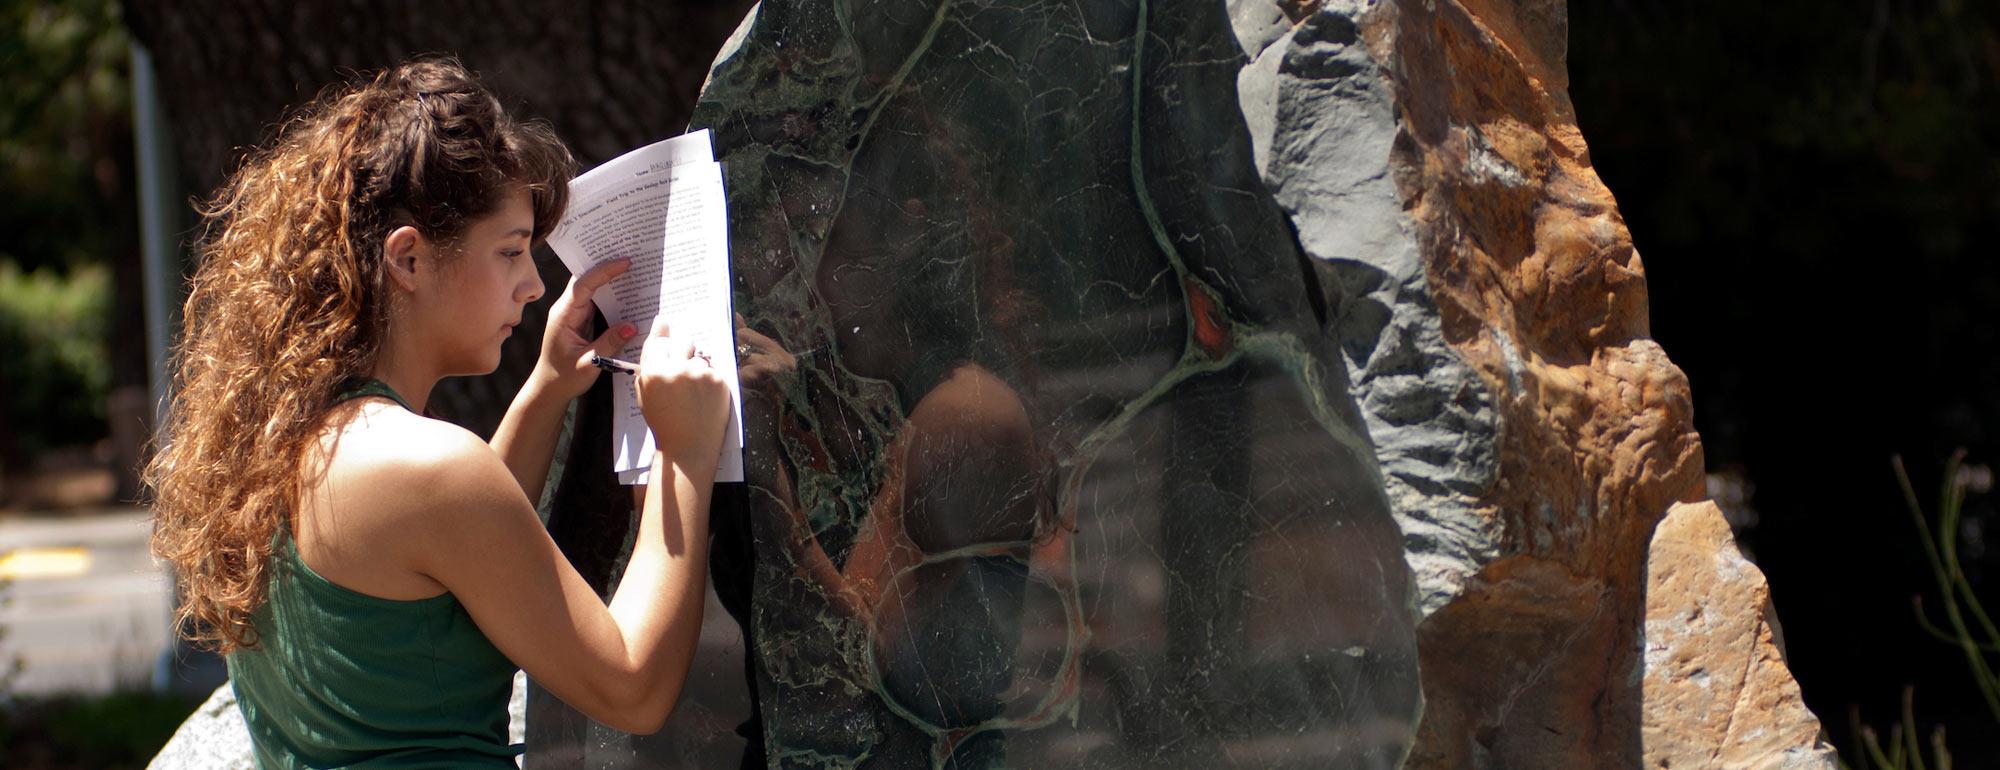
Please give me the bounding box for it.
[145,684,252,770]
[1232,0,1837,766]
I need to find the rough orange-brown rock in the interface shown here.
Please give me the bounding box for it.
[1643,501,1834,769]
[1235,0,1835,766]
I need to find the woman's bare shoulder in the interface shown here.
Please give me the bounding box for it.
[319,403,496,490]
[292,404,524,596]
[299,403,525,573]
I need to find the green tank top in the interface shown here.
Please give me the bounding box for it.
[225,380,521,768]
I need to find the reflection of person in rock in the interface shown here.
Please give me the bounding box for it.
[736,170,1054,761]
[144,58,732,767]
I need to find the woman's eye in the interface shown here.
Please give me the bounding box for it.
[502,250,525,259]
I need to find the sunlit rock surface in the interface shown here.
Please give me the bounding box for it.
[1642,502,1835,769]
[146,684,253,770]
[1252,0,1835,767]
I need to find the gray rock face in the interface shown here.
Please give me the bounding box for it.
[1232,0,1499,618]
[1254,0,1835,766]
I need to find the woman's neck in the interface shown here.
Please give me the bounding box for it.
[369,337,439,414]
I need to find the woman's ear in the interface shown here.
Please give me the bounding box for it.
[383,225,427,292]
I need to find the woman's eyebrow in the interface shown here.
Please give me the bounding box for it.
[504,227,533,239]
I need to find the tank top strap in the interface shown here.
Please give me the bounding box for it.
[336,378,415,413]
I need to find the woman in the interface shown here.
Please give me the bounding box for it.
[144,57,730,767]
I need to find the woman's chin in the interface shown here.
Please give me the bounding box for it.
[476,351,505,376]
[442,350,505,379]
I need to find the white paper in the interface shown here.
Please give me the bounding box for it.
[544,130,744,484]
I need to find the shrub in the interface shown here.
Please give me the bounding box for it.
[0,261,110,462]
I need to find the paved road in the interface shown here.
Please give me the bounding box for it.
[0,507,175,696]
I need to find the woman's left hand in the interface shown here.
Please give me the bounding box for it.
[735,313,798,394]
[530,257,638,401]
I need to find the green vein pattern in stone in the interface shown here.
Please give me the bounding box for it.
[676,1,1425,766]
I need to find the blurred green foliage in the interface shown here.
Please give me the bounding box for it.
[0,0,133,463]
[0,263,110,456]
[0,0,131,274]
[0,689,203,769]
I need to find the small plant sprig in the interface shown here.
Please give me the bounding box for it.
[1897,451,2000,723]
[1846,687,1949,770]
[1842,451,1996,770]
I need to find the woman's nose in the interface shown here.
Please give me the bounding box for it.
[520,262,546,303]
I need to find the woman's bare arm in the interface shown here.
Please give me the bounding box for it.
[400,316,728,734]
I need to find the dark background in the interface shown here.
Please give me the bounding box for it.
[1569,0,2000,760]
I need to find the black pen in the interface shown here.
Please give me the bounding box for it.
[593,350,717,373]
[594,345,823,375]
[590,354,641,374]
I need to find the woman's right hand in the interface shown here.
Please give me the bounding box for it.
[636,316,732,467]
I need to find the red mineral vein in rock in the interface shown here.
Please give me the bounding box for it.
[779,412,832,472]
[1184,275,1232,358]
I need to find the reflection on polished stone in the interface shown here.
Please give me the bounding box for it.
[546,0,1423,766]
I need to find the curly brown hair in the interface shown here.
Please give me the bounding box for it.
[144,56,573,652]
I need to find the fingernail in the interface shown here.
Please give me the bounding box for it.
[619,323,637,337]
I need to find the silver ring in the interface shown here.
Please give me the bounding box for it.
[737,344,754,357]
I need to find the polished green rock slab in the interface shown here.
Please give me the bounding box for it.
[541,1,1424,766]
